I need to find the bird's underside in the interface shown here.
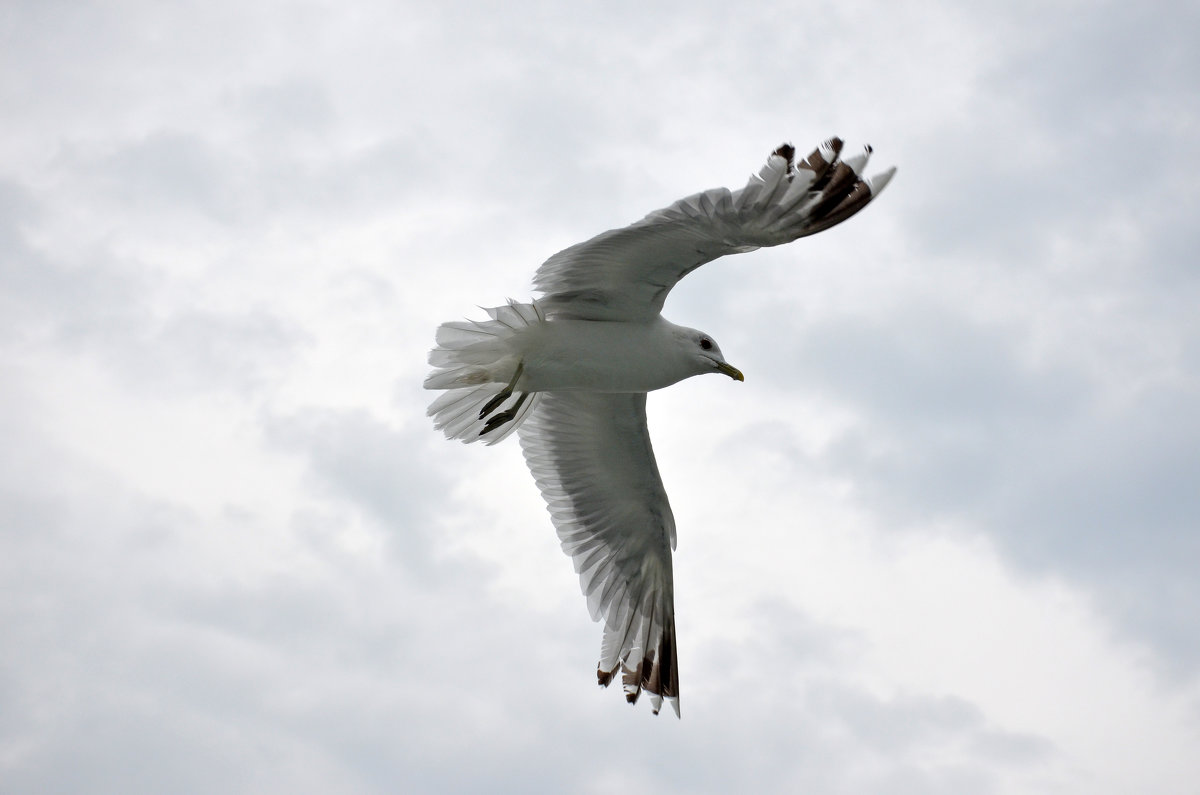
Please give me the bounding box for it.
[424,137,895,717]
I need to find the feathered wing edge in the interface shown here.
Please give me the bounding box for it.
[655,136,897,247]
[518,393,681,717]
[596,589,680,717]
[424,300,543,445]
[530,136,895,321]
[747,137,897,239]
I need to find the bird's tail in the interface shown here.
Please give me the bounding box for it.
[424,300,543,445]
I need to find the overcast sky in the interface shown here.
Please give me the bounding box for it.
[2,1,1199,793]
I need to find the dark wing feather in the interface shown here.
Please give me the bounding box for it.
[517,392,680,716]
[532,138,896,321]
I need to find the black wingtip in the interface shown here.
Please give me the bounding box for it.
[772,143,796,175]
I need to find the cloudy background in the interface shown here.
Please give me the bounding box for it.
[2,0,1198,792]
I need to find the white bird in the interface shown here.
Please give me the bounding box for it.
[425,138,895,717]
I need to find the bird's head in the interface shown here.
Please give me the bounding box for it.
[677,327,744,382]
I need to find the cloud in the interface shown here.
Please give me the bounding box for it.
[3,0,1200,793]
[262,408,448,573]
[759,295,1200,669]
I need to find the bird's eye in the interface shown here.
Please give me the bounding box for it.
[699,337,713,351]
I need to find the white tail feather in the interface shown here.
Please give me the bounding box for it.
[425,300,544,444]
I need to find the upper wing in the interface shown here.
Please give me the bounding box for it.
[517,391,680,716]
[533,137,897,321]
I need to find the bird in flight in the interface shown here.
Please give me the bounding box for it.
[425,137,895,717]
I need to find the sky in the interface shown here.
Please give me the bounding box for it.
[2,0,1199,792]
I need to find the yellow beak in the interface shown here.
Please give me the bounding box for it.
[716,362,745,382]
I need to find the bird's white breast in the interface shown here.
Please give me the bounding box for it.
[514,317,694,394]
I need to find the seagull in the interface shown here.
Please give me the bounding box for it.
[425,138,895,717]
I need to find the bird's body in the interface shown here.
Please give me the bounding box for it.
[424,138,895,716]
[514,317,730,393]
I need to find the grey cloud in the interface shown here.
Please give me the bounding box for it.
[64,127,438,225]
[84,131,238,221]
[5,0,1199,792]
[900,2,1200,265]
[0,404,526,795]
[761,302,1200,670]
[810,685,1051,763]
[262,409,447,572]
[0,178,132,347]
[782,306,1088,426]
[0,243,147,353]
[997,2,1200,136]
[138,308,308,394]
[654,604,1056,795]
[240,77,337,139]
[1,168,307,397]
[0,178,39,247]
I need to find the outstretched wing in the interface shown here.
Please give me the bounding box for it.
[517,391,680,716]
[533,138,896,322]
